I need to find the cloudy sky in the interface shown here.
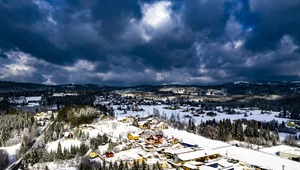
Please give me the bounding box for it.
[0,0,300,85]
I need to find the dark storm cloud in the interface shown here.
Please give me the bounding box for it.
[0,0,300,85]
[237,0,300,51]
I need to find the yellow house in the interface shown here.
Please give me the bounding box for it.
[122,116,135,123]
[89,151,99,158]
[287,121,296,127]
[137,157,144,163]
[127,133,140,140]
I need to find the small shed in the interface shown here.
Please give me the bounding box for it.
[105,152,115,158]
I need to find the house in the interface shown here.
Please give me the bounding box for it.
[147,118,158,125]
[89,151,99,158]
[34,112,46,121]
[279,149,300,162]
[146,134,163,145]
[155,134,163,144]
[132,107,139,112]
[108,137,120,145]
[121,116,135,123]
[85,149,99,159]
[81,124,89,129]
[64,131,73,139]
[155,122,168,130]
[175,150,219,163]
[140,122,150,129]
[127,133,140,140]
[105,152,115,158]
[287,121,296,127]
[167,136,179,145]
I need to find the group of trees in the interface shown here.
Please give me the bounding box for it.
[160,111,281,146]
[56,105,98,127]
[23,142,89,166]
[0,111,36,147]
[95,104,115,117]
[90,134,108,150]
[79,158,162,170]
[47,94,96,106]
[196,119,280,146]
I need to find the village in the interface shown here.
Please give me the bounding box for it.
[1,93,300,170]
[23,96,300,170]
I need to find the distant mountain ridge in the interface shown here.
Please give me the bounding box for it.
[0,80,300,94]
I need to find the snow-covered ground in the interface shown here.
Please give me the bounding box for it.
[46,139,81,152]
[105,148,143,162]
[260,145,297,156]
[162,128,229,149]
[91,119,140,138]
[114,105,291,124]
[31,159,79,170]
[0,143,21,164]
[214,146,299,170]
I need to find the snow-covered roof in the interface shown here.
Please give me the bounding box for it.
[218,159,233,168]
[183,163,198,169]
[130,133,139,137]
[177,149,218,161]
[109,137,118,143]
[260,145,298,155]
[197,165,216,170]
[64,131,73,137]
[26,96,42,101]
[280,149,300,156]
[85,149,93,156]
[155,122,167,127]
[164,147,194,155]
[214,146,300,170]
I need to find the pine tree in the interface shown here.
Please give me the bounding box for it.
[57,141,63,159]
[109,161,113,170]
[156,162,162,170]
[114,161,118,170]
[102,160,107,170]
[142,160,147,170]
[124,161,128,170]
[119,159,124,170]
[237,122,244,141]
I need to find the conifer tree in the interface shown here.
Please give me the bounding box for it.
[119,159,124,170]
[57,141,63,159]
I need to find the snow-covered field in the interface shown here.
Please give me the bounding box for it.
[91,119,140,138]
[114,105,291,124]
[260,145,297,156]
[105,148,143,162]
[162,128,229,149]
[46,139,81,152]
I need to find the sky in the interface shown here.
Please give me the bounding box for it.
[0,0,300,86]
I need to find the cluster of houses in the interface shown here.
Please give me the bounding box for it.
[103,118,248,170]
[34,111,53,126]
[9,96,44,106]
